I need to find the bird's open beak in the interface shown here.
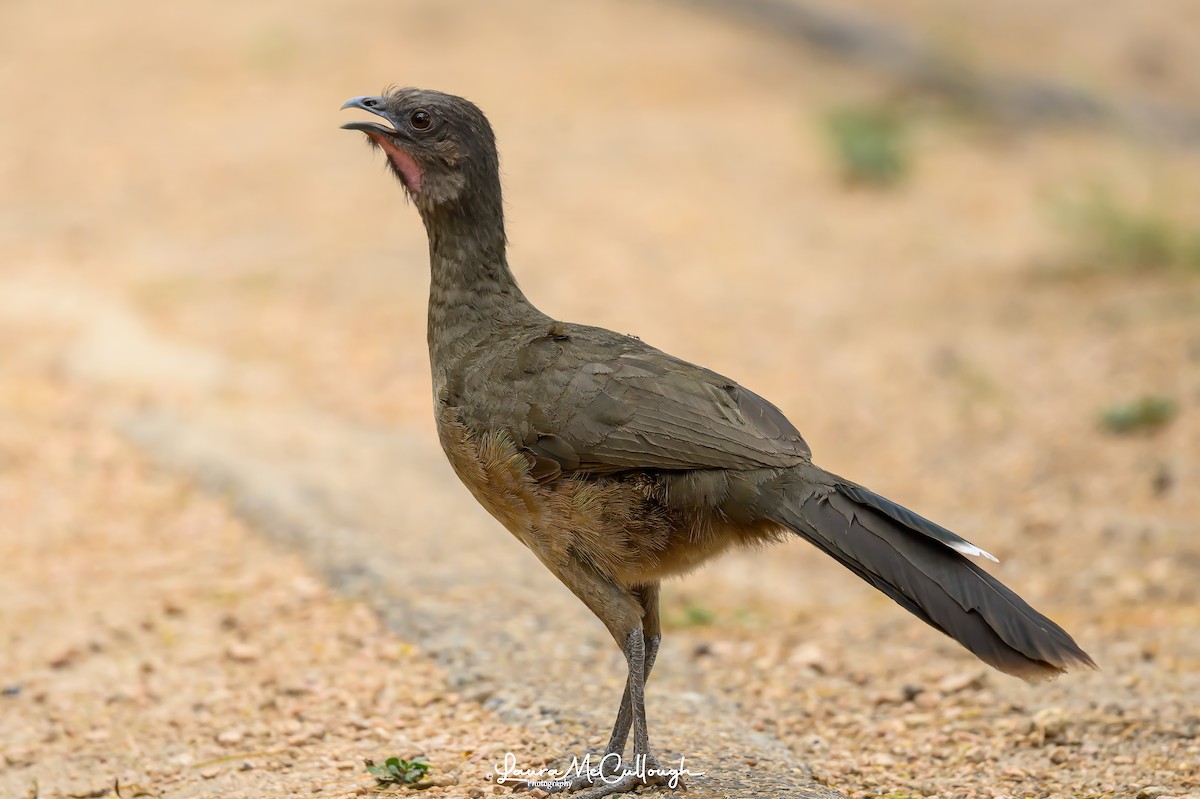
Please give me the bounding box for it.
[340,96,396,136]
[340,95,426,194]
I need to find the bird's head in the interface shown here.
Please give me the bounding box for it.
[340,88,500,213]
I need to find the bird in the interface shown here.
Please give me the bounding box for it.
[341,87,1094,798]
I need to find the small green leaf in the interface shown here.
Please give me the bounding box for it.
[825,105,910,188]
[1100,395,1177,434]
[366,755,433,787]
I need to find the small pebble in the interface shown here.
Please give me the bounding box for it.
[1137,787,1171,799]
[226,642,261,663]
[937,670,986,694]
[217,729,244,745]
[48,648,79,669]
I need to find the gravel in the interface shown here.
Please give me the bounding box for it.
[2,1,1199,797]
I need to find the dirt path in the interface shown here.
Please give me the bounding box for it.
[3,1,1199,798]
[0,361,539,799]
[691,0,1200,145]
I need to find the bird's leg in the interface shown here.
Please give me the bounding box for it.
[599,633,659,763]
[565,584,676,799]
[511,569,637,795]
[516,574,677,797]
[598,584,661,764]
[566,630,674,798]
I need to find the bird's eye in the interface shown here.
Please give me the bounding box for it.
[409,109,432,131]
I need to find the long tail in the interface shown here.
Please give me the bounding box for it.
[765,465,1095,681]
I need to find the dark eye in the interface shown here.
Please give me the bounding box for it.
[409,109,432,131]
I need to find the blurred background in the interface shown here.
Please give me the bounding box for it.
[2,1,1198,797]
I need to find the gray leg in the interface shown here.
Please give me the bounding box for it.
[532,582,677,797]
[569,629,673,798]
[602,584,661,760]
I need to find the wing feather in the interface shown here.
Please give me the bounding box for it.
[496,325,811,474]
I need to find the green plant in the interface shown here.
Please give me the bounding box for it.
[1060,188,1200,274]
[681,602,715,627]
[825,106,909,187]
[665,598,716,629]
[365,756,431,787]
[1100,395,1177,434]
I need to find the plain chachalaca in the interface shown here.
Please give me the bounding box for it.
[341,88,1095,797]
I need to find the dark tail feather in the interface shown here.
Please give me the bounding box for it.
[767,471,1095,681]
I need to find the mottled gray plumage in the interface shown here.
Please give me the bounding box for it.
[342,88,1094,797]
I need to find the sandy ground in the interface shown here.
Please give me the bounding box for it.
[0,371,543,798]
[3,0,1200,797]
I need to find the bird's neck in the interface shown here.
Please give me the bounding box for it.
[421,195,541,369]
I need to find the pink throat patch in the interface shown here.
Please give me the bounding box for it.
[371,134,424,193]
